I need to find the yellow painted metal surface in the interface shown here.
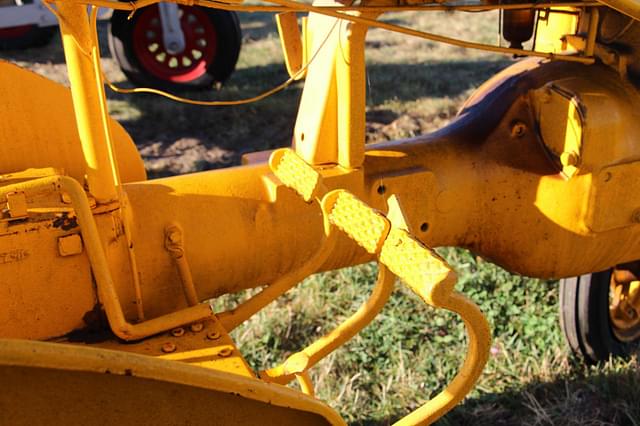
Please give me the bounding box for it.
[4,1,640,424]
[532,83,584,178]
[90,317,255,378]
[0,61,146,184]
[56,1,120,203]
[534,8,580,54]
[276,12,305,79]
[292,3,373,168]
[0,339,344,426]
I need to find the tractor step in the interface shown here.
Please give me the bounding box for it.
[270,148,323,202]
[323,189,454,294]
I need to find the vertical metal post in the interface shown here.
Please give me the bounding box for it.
[56,1,119,203]
[335,17,371,169]
[293,4,375,169]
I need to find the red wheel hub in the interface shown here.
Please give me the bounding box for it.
[0,24,34,40]
[132,5,217,83]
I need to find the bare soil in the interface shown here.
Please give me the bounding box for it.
[0,12,509,176]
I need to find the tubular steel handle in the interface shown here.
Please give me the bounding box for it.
[257,151,492,424]
[327,189,492,425]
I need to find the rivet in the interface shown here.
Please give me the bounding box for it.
[207,331,221,340]
[161,342,176,353]
[171,327,185,337]
[218,347,233,357]
[190,322,204,332]
[510,121,527,138]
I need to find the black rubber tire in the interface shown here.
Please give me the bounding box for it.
[559,270,637,363]
[0,25,55,50]
[108,5,241,92]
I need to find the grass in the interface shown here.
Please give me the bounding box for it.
[215,254,639,425]
[2,6,639,425]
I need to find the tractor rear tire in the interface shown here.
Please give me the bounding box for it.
[108,5,241,92]
[559,270,637,363]
[0,24,55,50]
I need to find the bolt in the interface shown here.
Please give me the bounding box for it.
[171,327,185,337]
[560,151,579,167]
[190,322,204,333]
[161,342,177,353]
[168,230,180,243]
[218,347,233,357]
[207,331,221,340]
[510,121,527,138]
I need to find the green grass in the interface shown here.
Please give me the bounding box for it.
[3,7,639,425]
[216,253,639,425]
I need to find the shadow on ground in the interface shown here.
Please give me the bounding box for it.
[351,361,640,426]
[112,58,509,176]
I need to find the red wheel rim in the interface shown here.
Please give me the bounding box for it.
[0,24,34,40]
[132,5,217,83]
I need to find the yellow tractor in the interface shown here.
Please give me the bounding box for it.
[0,0,639,424]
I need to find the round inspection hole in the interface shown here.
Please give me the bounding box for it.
[420,222,429,232]
[377,184,386,195]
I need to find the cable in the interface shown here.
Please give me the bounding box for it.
[105,15,339,106]
[105,74,301,106]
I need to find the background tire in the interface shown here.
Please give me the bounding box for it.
[0,0,56,50]
[559,270,638,363]
[108,5,241,92]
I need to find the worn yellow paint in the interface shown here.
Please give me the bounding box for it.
[56,1,120,203]
[58,233,84,257]
[0,339,344,426]
[532,83,584,178]
[276,12,305,79]
[0,61,145,184]
[534,8,580,53]
[4,1,640,424]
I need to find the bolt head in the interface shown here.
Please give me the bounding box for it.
[510,122,527,138]
[190,322,204,333]
[161,342,177,353]
[207,331,221,340]
[218,347,233,357]
[171,327,185,337]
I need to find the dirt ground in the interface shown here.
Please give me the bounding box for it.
[0,11,508,176]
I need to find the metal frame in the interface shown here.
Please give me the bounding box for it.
[2,0,639,424]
